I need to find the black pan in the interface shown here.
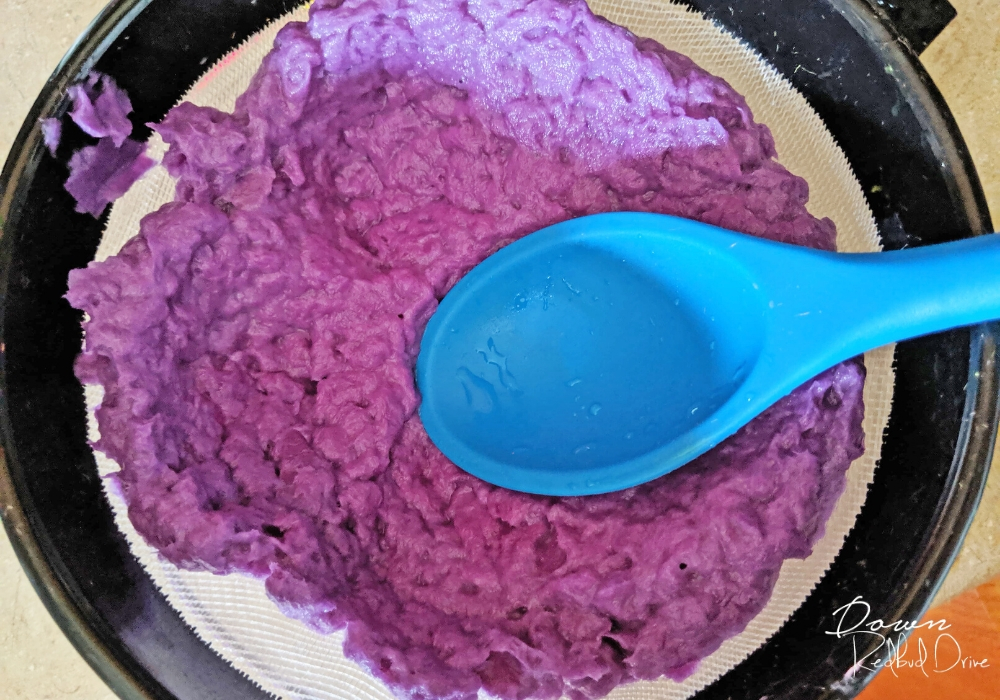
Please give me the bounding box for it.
[0,1,994,698]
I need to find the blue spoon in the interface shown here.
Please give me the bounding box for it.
[416,212,1000,496]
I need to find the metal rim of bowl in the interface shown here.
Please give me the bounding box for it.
[0,0,995,699]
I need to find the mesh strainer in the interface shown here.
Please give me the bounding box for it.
[88,2,891,699]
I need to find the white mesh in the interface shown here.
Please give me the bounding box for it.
[87,1,893,698]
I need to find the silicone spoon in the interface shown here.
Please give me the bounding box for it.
[416,212,1000,496]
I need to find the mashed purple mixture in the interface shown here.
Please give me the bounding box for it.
[67,1,865,698]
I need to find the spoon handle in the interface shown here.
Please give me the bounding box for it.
[847,233,1000,339]
[758,233,1000,389]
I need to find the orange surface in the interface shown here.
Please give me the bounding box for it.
[857,578,1000,700]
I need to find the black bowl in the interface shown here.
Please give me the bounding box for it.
[0,1,996,699]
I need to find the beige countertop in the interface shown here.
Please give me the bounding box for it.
[2,0,999,697]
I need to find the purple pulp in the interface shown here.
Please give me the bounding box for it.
[68,73,134,147]
[60,73,155,216]
[66,1,865,698]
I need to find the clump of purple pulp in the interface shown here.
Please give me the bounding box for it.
[68,72,134,146]
[57,72,155,216]
[66,1,865,699]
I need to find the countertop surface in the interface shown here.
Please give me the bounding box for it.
[2,0,999,698]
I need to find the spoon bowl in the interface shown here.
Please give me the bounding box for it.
[416,212,1000,495]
